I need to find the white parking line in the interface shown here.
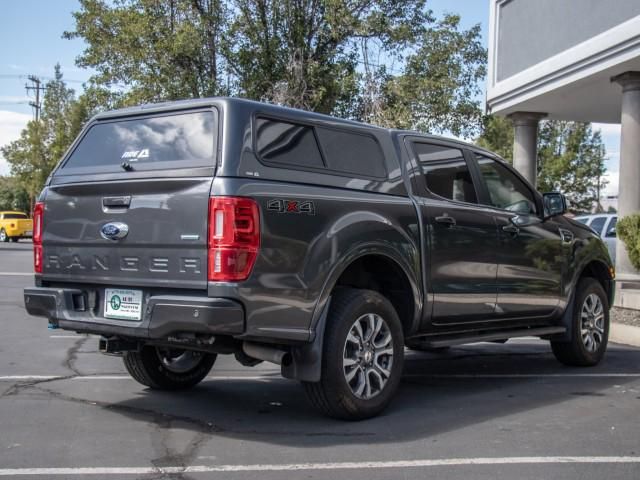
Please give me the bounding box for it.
[2,372,640,382]
[0,272,32,276]
[1,456,639,476]
[0,375,282,381]
[405,373,640,378]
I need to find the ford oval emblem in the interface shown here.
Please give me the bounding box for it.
[100,222,129,241]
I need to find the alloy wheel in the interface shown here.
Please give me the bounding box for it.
[342,313,394,400]
[581,293,605,353]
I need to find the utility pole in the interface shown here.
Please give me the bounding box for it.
[25,75,46,121]
[24,75,46,215]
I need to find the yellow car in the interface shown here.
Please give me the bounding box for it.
[0,211,33,242]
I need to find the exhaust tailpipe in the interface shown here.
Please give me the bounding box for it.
[242,342,292,366]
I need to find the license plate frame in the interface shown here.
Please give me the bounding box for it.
[104,288,143,321]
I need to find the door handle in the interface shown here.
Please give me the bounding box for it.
[102,196,131,208]
[435,215,456,226]
[502,224,520,235]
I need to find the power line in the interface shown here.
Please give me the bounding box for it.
[0,73,86,84]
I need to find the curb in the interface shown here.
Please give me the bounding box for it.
[610,322,640,348]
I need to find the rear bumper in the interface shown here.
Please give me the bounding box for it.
[24,287,244,339]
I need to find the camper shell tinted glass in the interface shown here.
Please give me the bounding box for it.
[59,110,217,175]
[254,116,387,179]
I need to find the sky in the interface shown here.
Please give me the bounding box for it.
[0,0,621,195]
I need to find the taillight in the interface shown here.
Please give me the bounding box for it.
[207,197,260,281]
[33,202,44,273]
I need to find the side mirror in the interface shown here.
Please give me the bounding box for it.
[543,192,567,218]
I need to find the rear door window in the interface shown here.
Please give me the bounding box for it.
[61,110,216,174]
[413,143,478,204]
[3,213,28,219]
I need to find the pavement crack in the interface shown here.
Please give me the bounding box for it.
[63,335,91,376]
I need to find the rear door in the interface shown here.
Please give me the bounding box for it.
[407,139,499,325]
[42,109,218,290]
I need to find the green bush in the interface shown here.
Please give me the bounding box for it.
[617,214,640,271]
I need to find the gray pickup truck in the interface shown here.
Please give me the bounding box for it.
[24,98,615,420]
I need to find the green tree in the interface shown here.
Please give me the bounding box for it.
[475,115,513,162]
[378,14,486,137]
[617,214,640,271]
[0,65,93,210]
[65,0,231,105]
[65,0,487,135]
[0,177,30,213]
[537,121,607,212]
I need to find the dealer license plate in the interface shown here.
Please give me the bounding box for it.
[104,288,143,321]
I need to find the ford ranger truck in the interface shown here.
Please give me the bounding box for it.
[24,98,615,420]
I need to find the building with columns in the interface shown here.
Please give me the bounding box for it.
[486,0,640,305]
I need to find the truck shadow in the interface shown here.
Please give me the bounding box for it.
[105,341,640,447]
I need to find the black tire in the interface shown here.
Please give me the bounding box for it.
[9,237,18,243]
[0,229,8,242]
[123,346,216,390]
[551,277,609,367]
[303,288,404,420]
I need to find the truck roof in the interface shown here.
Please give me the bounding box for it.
[90,97,497,158]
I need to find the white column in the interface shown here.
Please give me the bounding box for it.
[509,112,547,187]
[612,72,640,280]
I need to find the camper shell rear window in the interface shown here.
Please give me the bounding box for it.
[60,110,216,174]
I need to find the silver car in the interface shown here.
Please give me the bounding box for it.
[575,214,617,262]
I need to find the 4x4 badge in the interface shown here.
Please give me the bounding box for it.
[267,199,315,215]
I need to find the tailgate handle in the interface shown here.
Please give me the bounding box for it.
[102,196,131,208]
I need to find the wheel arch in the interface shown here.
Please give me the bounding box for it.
[311,247,422,338]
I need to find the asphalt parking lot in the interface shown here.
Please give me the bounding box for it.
[1,241,639,479]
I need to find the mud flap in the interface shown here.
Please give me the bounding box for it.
[550,290,575,343]
[281,297,331,382]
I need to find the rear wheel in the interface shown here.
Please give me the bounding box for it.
[9,237,18,243]
[0,229,8,242]
[123,346,216,390]
[551,277,609,366]
[303,288,404,420]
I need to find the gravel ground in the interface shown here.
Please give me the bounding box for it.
[611,307,640,328]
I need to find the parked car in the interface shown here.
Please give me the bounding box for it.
[0,211,32,242]
[574,214,617,263]
[23,98,615,420]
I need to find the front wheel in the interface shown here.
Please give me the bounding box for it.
[123,346,216,390]
[303,288,404,420]
[551,277,609,366]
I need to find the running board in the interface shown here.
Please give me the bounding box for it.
[418,326,567,348]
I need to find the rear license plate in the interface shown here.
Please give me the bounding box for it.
[104,289,143,321]
[25,231,32,236]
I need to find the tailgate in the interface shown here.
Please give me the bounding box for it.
[41,109,217,290]
[16,219,33,231]
[43,178,212,289]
